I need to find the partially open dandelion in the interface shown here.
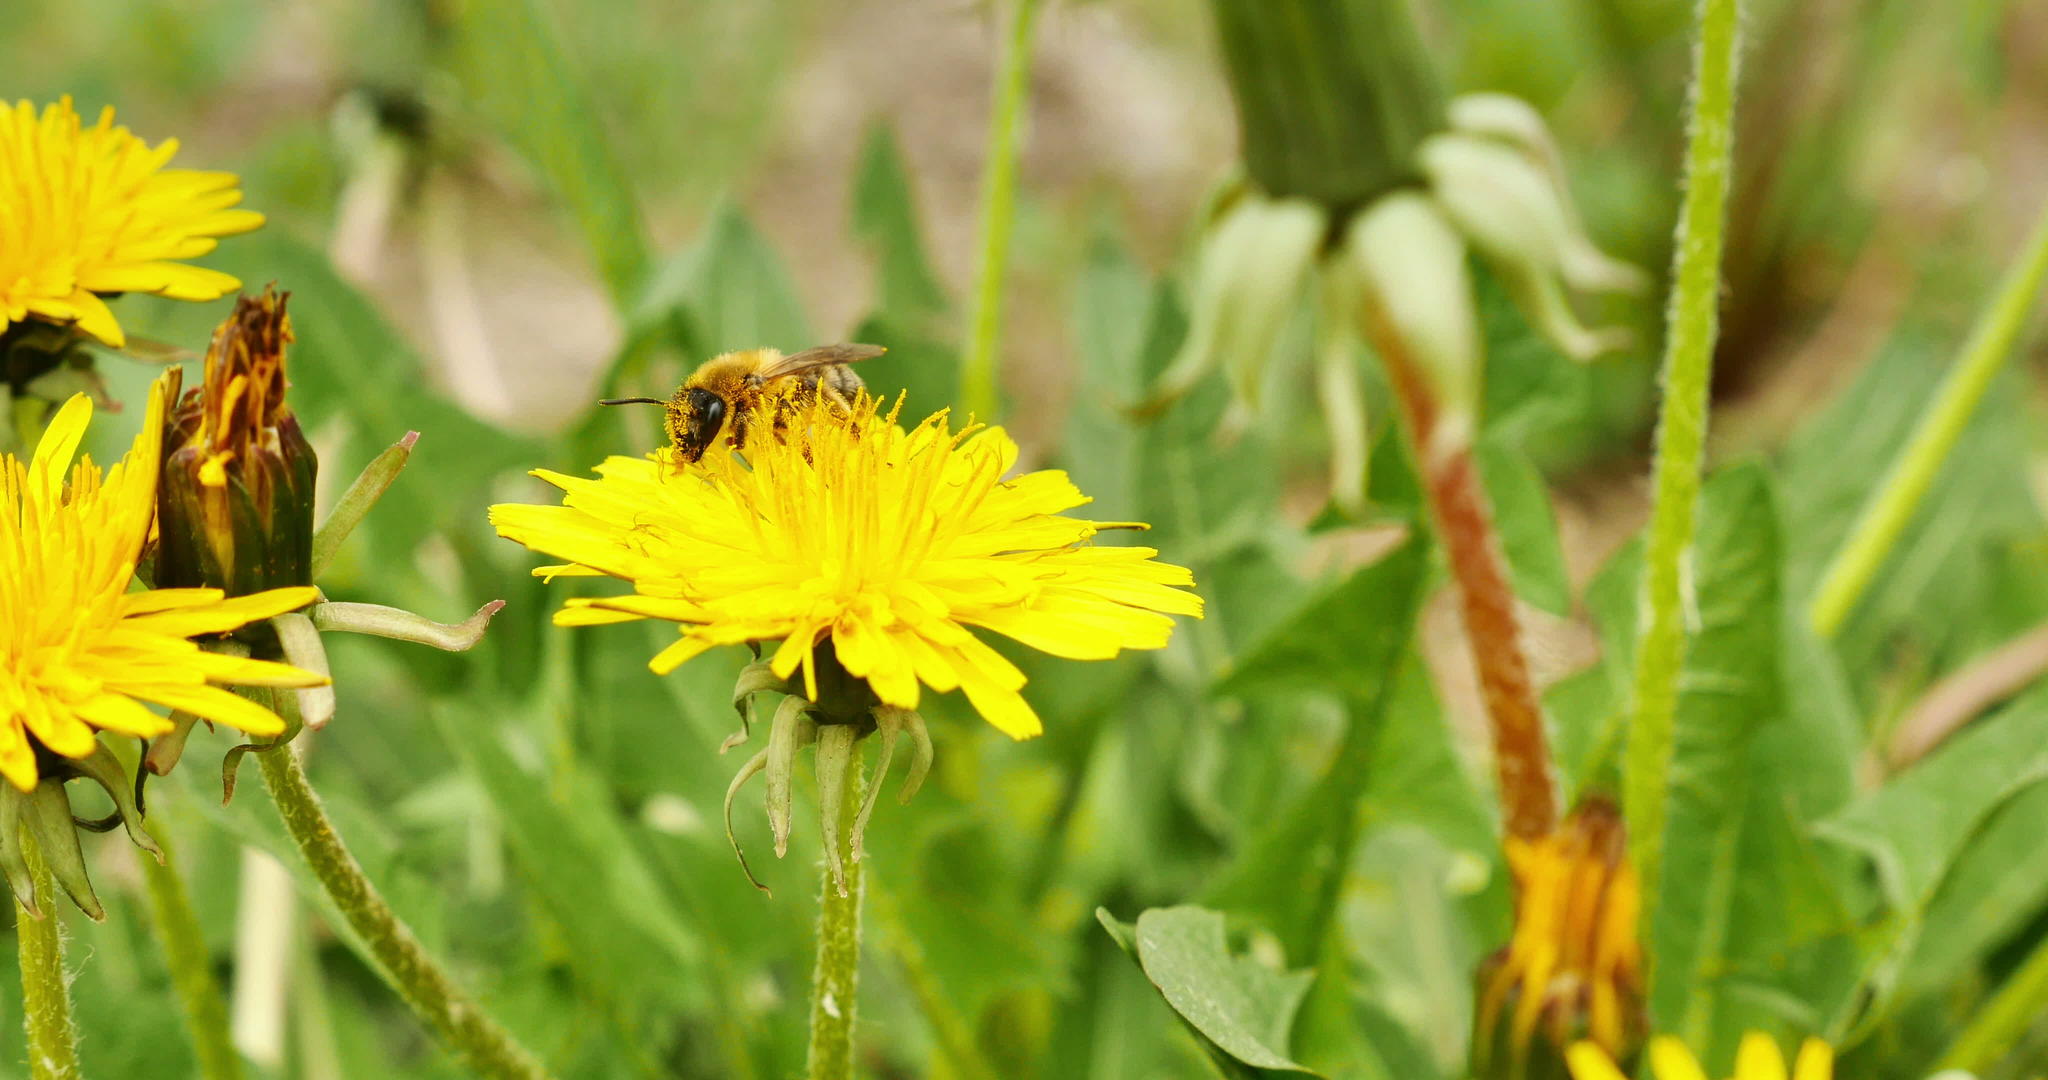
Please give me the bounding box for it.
[0,371,323,915]
[493,391,1203,875]
[1475,796,1643,1077]
[0,97,263,348]
[158,286,316,596]
[1568,1032,1833,1080]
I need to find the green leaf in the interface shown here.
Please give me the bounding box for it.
[851,122,949,320]
[448,0,651,308]
[1113,906,1322,1076]
[1783,334,2045,679]
[1903,783,2048,999]
[1063,227,1155,516]
[634,203,814,353]
[1816,687,2048,1030]
[1474,437,1573,616]
[434,704,704,998]
[1205,538,1428,955]
[1644,464,1783,1052]
[846,315,958,421]
[1212,538,1424,708]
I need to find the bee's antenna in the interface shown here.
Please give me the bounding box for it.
[598,397,667,407]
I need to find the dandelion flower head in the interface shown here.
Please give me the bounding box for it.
[0,373,324,790]
[491,394,1204,737]
[0,97,264,347]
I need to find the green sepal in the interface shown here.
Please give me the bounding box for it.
[23,782,102,921]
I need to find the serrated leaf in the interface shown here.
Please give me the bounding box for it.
[1212,538,1424,709]
[1643,464,1784,1053]
[1205,537,1426,959]
[1902,783,2048,998]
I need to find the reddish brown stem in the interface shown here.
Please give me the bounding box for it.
[1374,316,1558,841]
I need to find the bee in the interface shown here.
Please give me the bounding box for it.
[601,343,886,463]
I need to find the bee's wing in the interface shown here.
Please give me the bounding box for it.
[757,343,886,381]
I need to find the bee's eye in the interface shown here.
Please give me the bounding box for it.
[688,388,727,438]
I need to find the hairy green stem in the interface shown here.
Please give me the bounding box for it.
[1808,199,2048,638]
[257,726,554,1080]
[806,760,867,1080]
[958,0,1043,421]
[140,824,243,1080]
[1938,924,2048,1072]
[1624,0,1743,937]
[17,835,81,1080]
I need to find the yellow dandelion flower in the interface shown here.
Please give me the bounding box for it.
[491,394,1203,738]
[0,372,325,790]
[1476,797,1643,1070]
[0,97,264,347]
[1568,1032,1833,1080]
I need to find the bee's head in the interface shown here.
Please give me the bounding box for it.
[673,387,728,463]
[597,389,729,464]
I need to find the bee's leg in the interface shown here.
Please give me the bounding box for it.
[822,363,866,402]
[727,407,751,453]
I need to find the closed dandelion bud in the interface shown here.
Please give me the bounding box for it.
[1339,191,1481,461]
[157,287,317,599]
[1417,132,1639,361]
[1474,797,1644,1080]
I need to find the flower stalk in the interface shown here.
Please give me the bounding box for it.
[256,692,554,1080]
[139,824,244,1080]
[806,758,868,1080]
[1624,0,1744,927]
[1807,197,2048,639]
[959,0,1043,421]
[1366,297,1557,840]
[16,834,82,1080]
[1938,923,2048,1073]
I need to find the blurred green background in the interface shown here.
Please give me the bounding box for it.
[9,0,2048,1077]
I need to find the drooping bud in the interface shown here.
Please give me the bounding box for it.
[1474,797,1644,1080]
[1338,191,1480,463]
[157,287,317,599]
[1417,132,1640,360]
[1137,194,1326,414]
[1445,94,1649,298]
